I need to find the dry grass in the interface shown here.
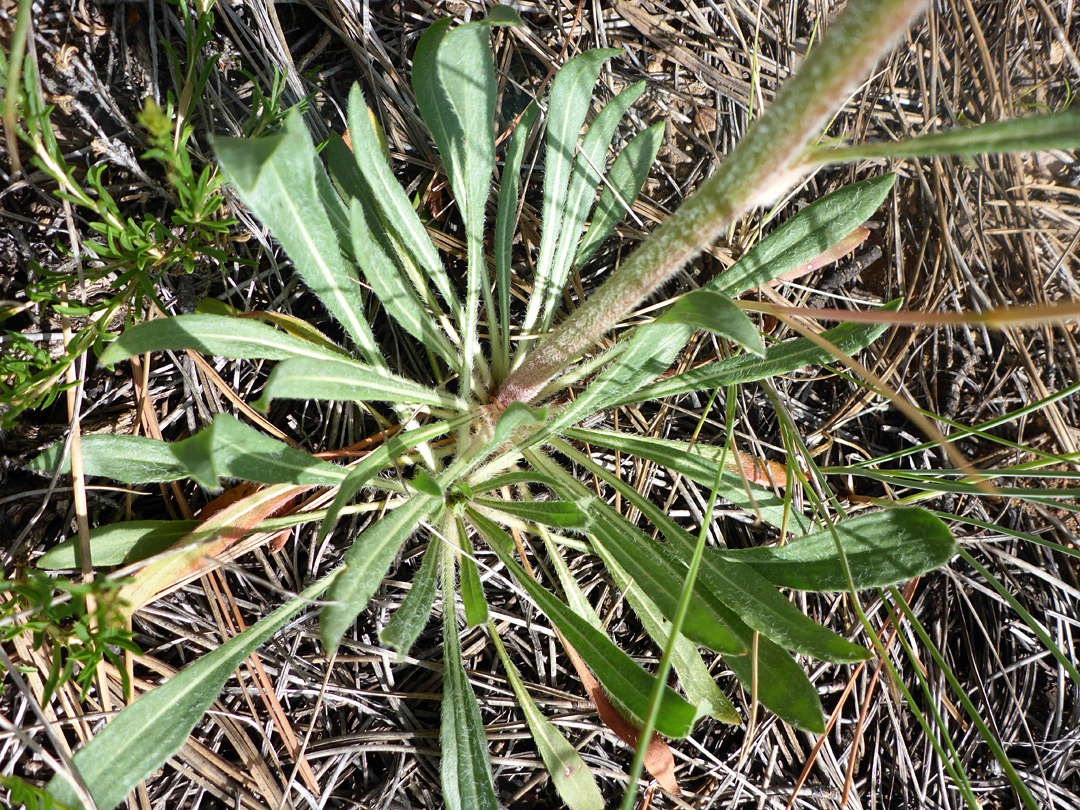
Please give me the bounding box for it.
[2,0,1078,808]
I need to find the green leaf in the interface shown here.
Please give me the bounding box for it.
[483,5,524,25]
[456,518,489,627]
[342,87,459,323]
[30,435,187,484]
[215,111,382,363]
[170,413,345,490]
[658,290,766,357]
[99,314,345,367]
[254,355,467,413]
[522,48,620,336]
[347,203,459,367]
[37,521,200,570]
[541,82,647,332]
[489,629,604,810]
[712,174,896,297]
[412,17,499,390]
[317,415,470,543]
[810,111,1080,163]
[472,497,588,530]
[440,560,500,810]
[494,103,539,373]
[321,493,442,652]
[379,540,440,657]
[47,574,333,810]
[616,304,898,406]
[565,427,808,533]
[712,508,957,591]
[576,121,665,266]
[469,470,561,494]
[490,402,548,449]
[412,468,443,497]
[467,509,698,739]
[585,507,747,654]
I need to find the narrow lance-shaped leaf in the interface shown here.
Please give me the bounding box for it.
[494,103,539,376]
[616,304,898,406]
[809,111,1080,163]
[254,355,468,413]
[489,629,605,810]
[659,289,766,357]
[440,545,500,810]
[472,497,588,531]
[541,82,647,333]
[30,434,187,484]
[565,426,808,533]
[576,121,665,266]
[379,539,440,657]
[318,413,472,543]
[711,507,957,591]
[467,509,698,739]
[169,413,346,490]
[46,573,335,810]
[321,493,443,652]
[99,313,346,368]
[38,520,200,570]
[521,48,620,338]
[340,88,461,327]
[456,517,489,627]
[710,174,895,297]
[347,202,459,368]
[215,111,382,364]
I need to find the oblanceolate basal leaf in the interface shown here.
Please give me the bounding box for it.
[617,303,900,406]
[711,507,957,591]
[254,355,467,413]
[468,510,699,739]
[440,560,500,810]
[37,520,200,570]
[321,493,443,652]
[576,121,665,266]
[99,313,346,367]
[47,575,333,810]
[490,630,605,810]
[379,539,440,657]
[170,413,346,490]
[522,48,620,338]
[215,111,382,364]
[31,434,188,483]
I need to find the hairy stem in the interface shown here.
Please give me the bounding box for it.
[495,0,928,406]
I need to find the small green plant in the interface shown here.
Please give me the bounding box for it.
[0,0,233,427]
[0,571,140,704]
[26,0,1080,807]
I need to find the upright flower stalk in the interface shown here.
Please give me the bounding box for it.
[495,0,930,406]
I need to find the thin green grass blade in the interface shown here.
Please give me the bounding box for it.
[489,628,604,810]
[46,574,334,810]
[887,587,1038,809]
[321,493,443,652]
[576,121,665,266]
[99,313,346,367]
[379,539,440,657]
